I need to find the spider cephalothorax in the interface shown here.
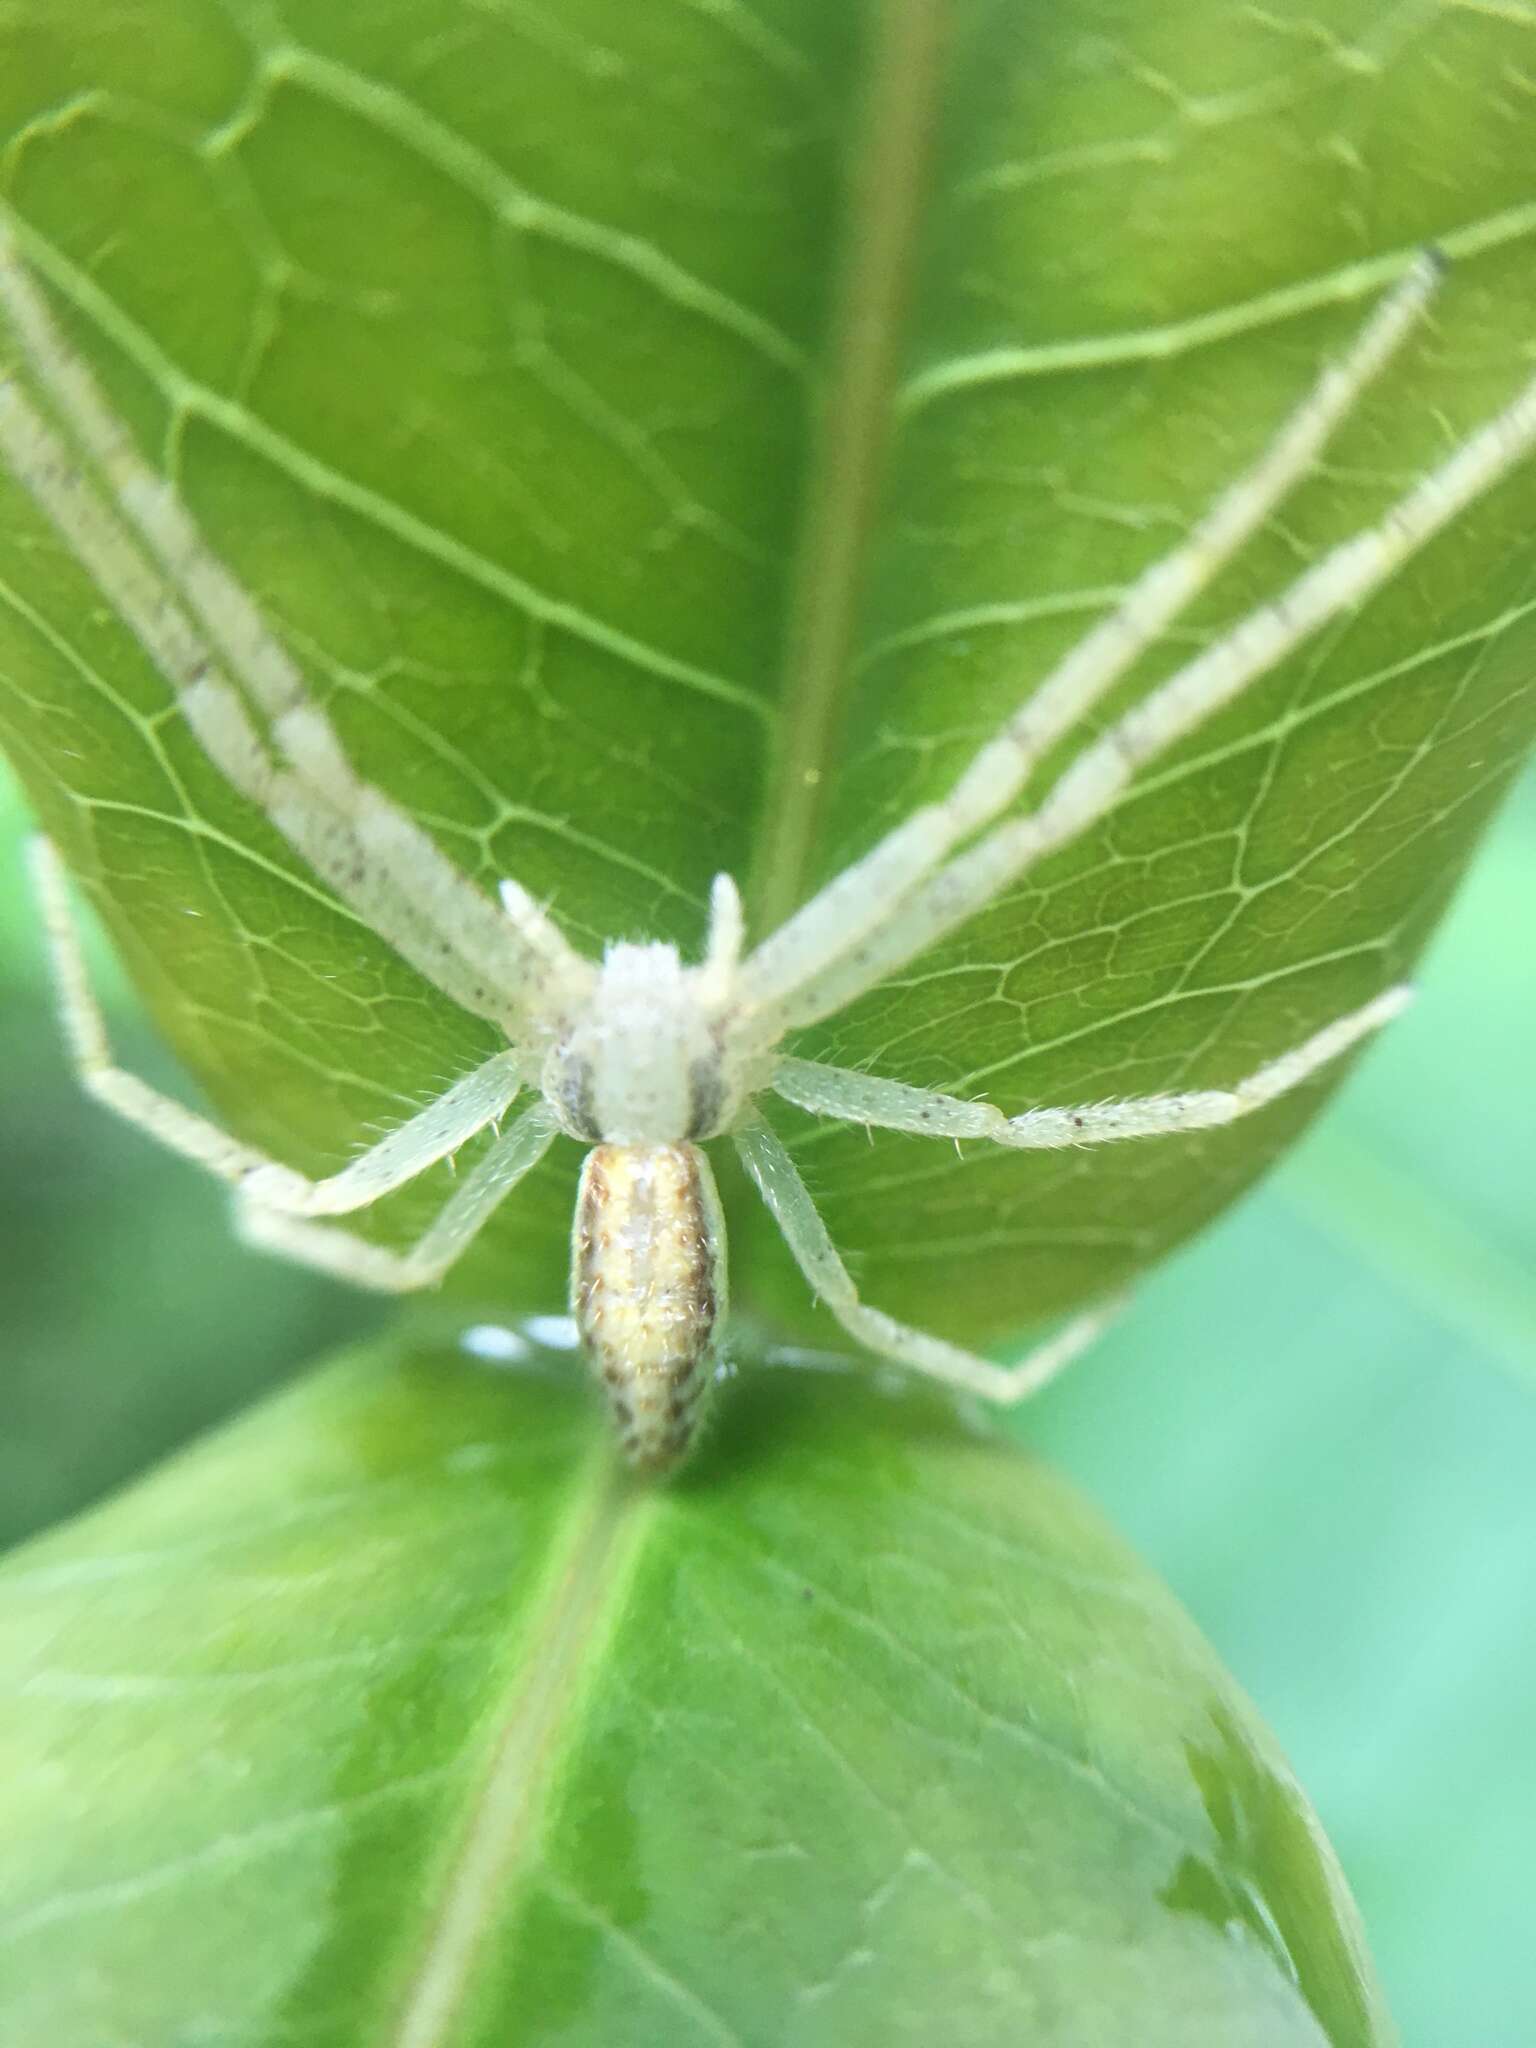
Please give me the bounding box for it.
[5,216,1534,1470]
[539,912,757,1147]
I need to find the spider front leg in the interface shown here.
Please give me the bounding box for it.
[781,346,1536,1034]
[0,224,590,1030]
[735,1116,1122,1406]
[739,254,1443,1017]
[0,369,532,1032]
[771,985,1410,1149]
[31,835,525,1216]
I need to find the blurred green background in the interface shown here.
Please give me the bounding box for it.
[2,758,1532,2048]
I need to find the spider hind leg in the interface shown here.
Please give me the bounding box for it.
[735,1114,1124,1408]
[31,833,528,1224]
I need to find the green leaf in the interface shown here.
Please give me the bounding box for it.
[1,0,1533,1349]
[1032,769,1536,2046]
[0,1335,1394,2046]
[2,3,1533,2034]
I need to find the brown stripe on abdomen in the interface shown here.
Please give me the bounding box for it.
[571,1142,727,1472]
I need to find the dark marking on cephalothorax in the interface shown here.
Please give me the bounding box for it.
[685,1052,726,1139]
[553,1045,601,1141]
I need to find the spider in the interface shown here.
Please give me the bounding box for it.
[4,220,1535,1471]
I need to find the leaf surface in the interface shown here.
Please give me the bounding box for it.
[1032,769,1536,2046]
[1,3,1534,2036]
[0,1336,1394,2047]
[1,0,1533,1342]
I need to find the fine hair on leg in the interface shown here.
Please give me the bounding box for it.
[769,986,1412,1148]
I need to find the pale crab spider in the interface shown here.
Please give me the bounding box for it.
[5,223,1536,1471]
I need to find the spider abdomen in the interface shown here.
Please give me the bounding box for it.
[571,1142,727,1471]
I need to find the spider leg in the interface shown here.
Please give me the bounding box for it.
[784,358,1536,1030]
[735,1114,1122,1405]
[771,985,1409,1146]
[701,872,746,987]
[0,219,589,1023]
[0,375,539,1030]
[31,834,525,1213]
[237,1100,559,1291]
[739,256,1443,1017]
[267,703,585,997]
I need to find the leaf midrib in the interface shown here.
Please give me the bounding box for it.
[748,0,950,935]
[386,20,954,2024]
[387,1448,653,2047]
